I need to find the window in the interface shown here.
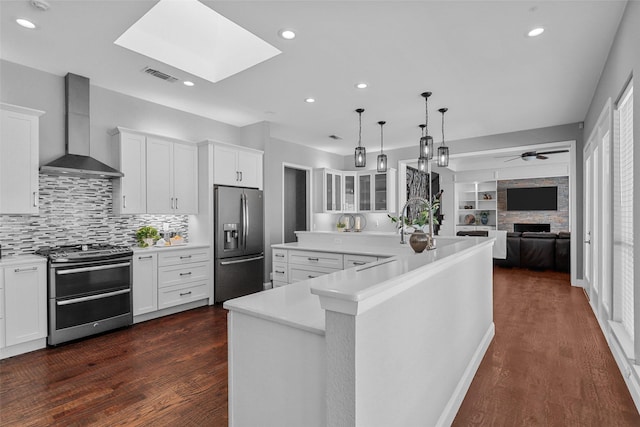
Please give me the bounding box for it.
[613,80,633,340]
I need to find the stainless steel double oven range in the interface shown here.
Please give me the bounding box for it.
[37,244,133,345]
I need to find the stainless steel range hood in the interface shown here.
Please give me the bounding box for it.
[40,73,124,178]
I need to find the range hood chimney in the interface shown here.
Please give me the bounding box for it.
[40,73,124,178]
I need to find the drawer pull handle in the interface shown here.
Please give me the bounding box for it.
[308,275,317,278]
[275,253,285,257]
[180,255,192,259]
[275,270,285,274]
[352,261,366,265]
[138,255,153,260]
[180,272,192,276]
[307,257,319,261]
[14,266,38,273]
[180,291,192,297]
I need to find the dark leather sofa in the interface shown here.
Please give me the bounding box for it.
[494,231,570,272]
[456,230,570,272]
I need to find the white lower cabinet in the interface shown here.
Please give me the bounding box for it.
[271,248,380,286]
[0,257,47,359]
[132,253,158,316]
[132,246,211,321]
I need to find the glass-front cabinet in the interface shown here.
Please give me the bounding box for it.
[343,172,357,213]
[358,174,371,211]
[315,168,396,214]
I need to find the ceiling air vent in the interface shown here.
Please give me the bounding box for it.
[142,67,178,83]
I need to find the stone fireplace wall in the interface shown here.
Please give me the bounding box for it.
[497,176,569,233]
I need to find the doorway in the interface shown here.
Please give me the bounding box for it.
[283,165,310,243]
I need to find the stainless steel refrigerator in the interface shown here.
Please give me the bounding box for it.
[214,185,264,302]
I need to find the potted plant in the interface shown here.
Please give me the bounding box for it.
[136,225,159,247]
[388,199,440,233]
[336,221,346,232]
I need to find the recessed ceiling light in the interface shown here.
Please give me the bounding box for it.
[183,81,195,87]
[16,18,36,29]
[355,82,368,89]
[305,98,316,103]
[279,29,296,40]
[527,27,545,37]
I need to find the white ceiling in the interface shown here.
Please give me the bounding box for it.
[0,0,627,155]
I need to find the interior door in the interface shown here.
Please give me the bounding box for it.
[584,148,593,298]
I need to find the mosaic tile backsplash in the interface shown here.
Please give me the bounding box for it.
[0,175,189,256]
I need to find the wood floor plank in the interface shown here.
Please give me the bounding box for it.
[1,267,638,426]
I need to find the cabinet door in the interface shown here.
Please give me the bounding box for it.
[325,171,334,211]
[214,145,240,186]
[358,174,371,211]
[4,263,47,346]
[146,137,174,214]
[0,109,39,214]
[343,172,357,212]
[133,253,158,316]
[373,172,388,211]
[237,150,263,189]
[114,131,146,214]
[173,143,198,214]
[334,173,342,213]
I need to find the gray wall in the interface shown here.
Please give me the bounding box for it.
[0,59,243,167]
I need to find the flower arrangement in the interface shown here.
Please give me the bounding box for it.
[388,199,440,231]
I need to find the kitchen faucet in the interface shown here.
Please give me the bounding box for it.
[399,197,435,249]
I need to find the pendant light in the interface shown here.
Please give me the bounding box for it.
[419,92,434,161]
[377,121,387,172]
[417,124,427,172]
[437,107,449,167]
[354,108,366,168]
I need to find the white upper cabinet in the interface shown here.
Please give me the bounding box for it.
[111,128,147,214]
[0,103,44,215]
[343,172,357,213]
[315,168,343,213]
[146,137,198,214]
[213,143,263,189]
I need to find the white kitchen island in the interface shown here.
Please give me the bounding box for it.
[224,233,495,427]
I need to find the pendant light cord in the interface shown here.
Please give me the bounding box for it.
[441,110,445,147]
[358,111,362,148]
[379,122,384,153]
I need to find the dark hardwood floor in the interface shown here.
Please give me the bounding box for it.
[454,267,640,426]
[1,267,638,426]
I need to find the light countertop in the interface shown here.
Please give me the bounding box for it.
[132,243,210,253]
[225,236,494,333]
[0,254,47,267]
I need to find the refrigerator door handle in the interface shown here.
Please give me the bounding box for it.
[244,193,249,249]
[220,255,265,266]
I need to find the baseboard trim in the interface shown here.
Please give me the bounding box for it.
[437,322,495,427]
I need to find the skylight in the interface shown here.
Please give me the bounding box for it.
[114,0,281,83]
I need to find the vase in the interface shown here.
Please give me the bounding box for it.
[143,238,154,247]
[480,215,488,225]
[409,230,431,253]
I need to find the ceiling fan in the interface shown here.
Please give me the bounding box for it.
[503,149,569,162]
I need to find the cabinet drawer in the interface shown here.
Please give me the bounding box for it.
[272,248,288,262]
[272,261,288,283]
[289,265,340,283]
[288,250,343,269]
[343,254,378,269]
[158,248,210,266]
[158,263,209,288]
[158,282,208,309]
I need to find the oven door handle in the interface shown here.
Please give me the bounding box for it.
[56,262,131,275]
[56,288,131,306]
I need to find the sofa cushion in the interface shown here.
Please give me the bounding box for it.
[507,232,522,238]
[558,231,571,239]
[522,232,557,239]
[521,236,555,270]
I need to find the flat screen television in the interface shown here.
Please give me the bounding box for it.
[507,186,557,211]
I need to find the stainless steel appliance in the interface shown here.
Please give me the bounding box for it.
[36,244,133,345]
[214,186,264,302]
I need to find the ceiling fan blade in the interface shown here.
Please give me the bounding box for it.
[504,157,520,162]
[536,155,549,160]
[536,149,569,155]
